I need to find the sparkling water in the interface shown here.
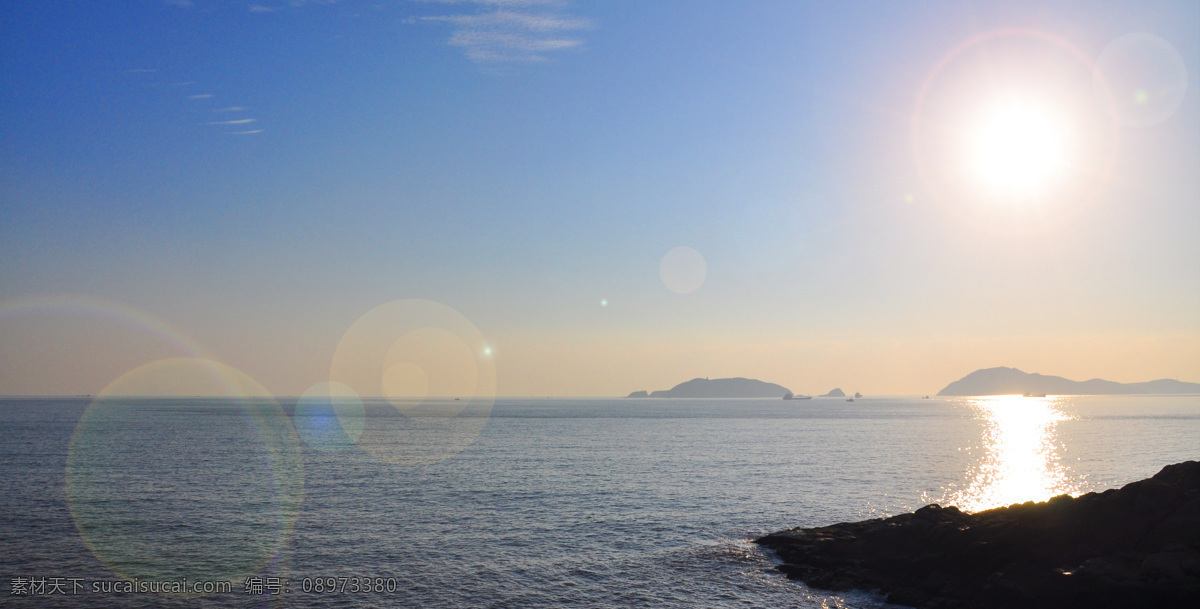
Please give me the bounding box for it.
[2,395,1197,608]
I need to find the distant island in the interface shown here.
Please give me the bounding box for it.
[938,367,1200,397]
[819,388,845,398]
[626,377,792,398]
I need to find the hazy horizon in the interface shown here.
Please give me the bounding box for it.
[2,1,1197,399]
[2,363,1198,399]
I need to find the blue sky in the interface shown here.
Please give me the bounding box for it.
[2,0,1197,396]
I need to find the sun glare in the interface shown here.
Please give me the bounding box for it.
[970,101,1067,197]
[949,396,1082,512]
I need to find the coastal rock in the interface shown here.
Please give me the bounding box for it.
[756,461,1200,608]
[820,388,845,398]
[626,391,649,398]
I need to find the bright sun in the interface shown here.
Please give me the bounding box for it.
[970,101,1066,197]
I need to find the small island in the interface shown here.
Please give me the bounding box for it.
[938,367,1200,396]
[756,461,1200,608]
[626,377,792,398]
[819,388,846,398]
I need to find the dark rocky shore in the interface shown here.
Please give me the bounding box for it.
[756,461,1200,608]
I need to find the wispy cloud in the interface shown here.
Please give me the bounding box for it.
[247,1,338,14]
[119,65,268,140]
[418,1,593,64]
[429,10,591,33]
[417,0,566,6]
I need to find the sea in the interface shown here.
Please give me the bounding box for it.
[2,395,1197,608]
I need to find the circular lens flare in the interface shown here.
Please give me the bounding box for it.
[294,381,364,453]
[329,299,496,465]
[66,358,304,593]
[659,246,707,294]
[1095,33,1189,128]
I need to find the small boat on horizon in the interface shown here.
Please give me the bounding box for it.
[846,398,854,402]
[783,392,812,400]
[1023,393,1047,398]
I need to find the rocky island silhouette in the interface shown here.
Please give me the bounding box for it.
[626,377,792,398]
[939,367,1200,396]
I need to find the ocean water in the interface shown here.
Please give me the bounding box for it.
[2,395,1197,608]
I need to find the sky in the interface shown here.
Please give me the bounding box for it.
[1,0,1197,397]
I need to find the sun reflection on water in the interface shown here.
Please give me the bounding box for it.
[949,395,1082,512]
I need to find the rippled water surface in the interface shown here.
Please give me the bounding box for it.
[2,396,1197,608]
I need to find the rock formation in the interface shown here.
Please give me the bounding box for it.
[626,377,792,398]
[756,461,1200,608]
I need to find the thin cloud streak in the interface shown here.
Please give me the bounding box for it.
[248,1,337,14]
[449,30,582,63]
[117,66,266,140]
[416,0,565,6]
[427,10,590,31]
[419,1,593,64]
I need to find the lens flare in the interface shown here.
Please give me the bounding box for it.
[66,358,304,593]
[329,300,496,465]
[293,381,365,453]
[0,295,211,357]
[659,246,707,294]
[1095,33,1189,128]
